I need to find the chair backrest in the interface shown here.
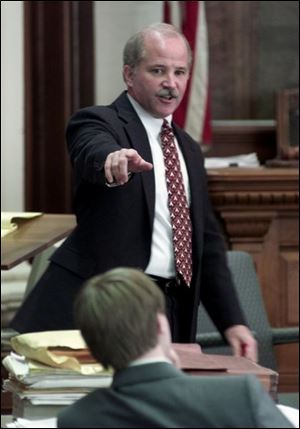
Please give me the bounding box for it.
[197,250,278,370]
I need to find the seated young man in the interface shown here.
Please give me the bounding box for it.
[57,268,293,428]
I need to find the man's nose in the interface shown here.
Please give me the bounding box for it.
[163,73,177,88]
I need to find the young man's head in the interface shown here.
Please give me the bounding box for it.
[74,267,171,371]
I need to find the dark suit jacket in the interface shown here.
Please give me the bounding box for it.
[11,92,245,338]
[57,362,293,428]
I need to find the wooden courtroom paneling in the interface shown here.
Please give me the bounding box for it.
[207,122,277,164]
[206,1,299,120]
[208,167,299,392]
[206,1,259,119]
[274,343,299,392]
[24,1,94,214]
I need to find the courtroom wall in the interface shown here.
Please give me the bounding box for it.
[1,1,299,213]
[206,1,299,120]
[94,1,162,105]
[1,1,24,211]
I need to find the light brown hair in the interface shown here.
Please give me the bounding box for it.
[74,267,165,371]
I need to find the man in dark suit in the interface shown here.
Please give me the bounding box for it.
[57,268,293,428]
[11,23,256,357]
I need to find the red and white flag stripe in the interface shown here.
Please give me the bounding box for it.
[163,1,211,146]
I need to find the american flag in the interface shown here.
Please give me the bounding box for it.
[163,1,211,146]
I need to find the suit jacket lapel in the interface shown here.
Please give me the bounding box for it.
[113,93,203,251]
[114,93,155,222]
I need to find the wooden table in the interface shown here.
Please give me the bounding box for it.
[1,214,77,414]
[207,167,299,392]
[1,214,76,270]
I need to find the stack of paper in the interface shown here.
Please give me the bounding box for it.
[204,152,260,168]
[4,416,57,428]
[2,331,113,420]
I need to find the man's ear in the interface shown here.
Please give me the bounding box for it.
[123,65,135,87]
[157,312,169,335]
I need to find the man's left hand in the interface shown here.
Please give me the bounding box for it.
[224,324,258,362]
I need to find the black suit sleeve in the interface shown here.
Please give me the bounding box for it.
[66,106,121,186]
[197,152,247,334]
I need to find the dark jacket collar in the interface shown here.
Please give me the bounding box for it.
[112,362,185,389]
[112,91,197,151]
[112,91,140,124]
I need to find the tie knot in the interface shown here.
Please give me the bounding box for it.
[161,120,174,144]
[162,119,172,132]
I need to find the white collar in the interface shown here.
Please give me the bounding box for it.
[129,356,172,367]
[127,93,173,136]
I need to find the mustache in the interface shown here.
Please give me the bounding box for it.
[157,88,179,99]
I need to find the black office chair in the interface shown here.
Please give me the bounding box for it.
[196,250,299,405]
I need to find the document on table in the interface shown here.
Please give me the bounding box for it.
[2,353,112,387]
[276,405,299,428]
[1,212,43,238]
[204,152,260,168]
[9,330,109,374]
[6,417,57,428]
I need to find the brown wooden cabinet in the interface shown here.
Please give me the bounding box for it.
[207,167,299,392]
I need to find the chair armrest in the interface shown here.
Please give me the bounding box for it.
[271,326,299,345]
[196,330,259,347]
[196,332,225,347]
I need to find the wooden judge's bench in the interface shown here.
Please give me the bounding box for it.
[207,167,299,392]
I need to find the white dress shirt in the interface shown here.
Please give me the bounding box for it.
[127,94,191,279]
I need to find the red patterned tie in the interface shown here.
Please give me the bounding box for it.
[160,119,193,286]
